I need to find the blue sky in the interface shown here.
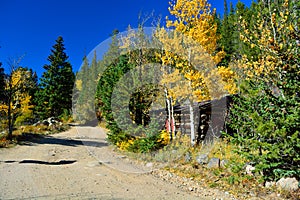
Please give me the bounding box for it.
[0,0,252,77]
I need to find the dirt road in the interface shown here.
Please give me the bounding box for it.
[0,126,227,200]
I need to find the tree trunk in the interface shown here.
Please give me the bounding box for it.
[189,100,195,146]
[187,48,195,145]
[170,96,176,138]
[165,88,171,140]
[7,84,13,140]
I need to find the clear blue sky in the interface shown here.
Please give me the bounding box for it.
[0,0,252,78]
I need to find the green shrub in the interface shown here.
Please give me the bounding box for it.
[127,133,165,153]
[107,131,134,146]
[227,80,300,181]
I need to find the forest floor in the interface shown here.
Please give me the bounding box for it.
[0,126,284,200]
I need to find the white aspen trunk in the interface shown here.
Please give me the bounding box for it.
[189,100,195,146]
[170,96,176,137]
[165,88,171,139]
[268,0,277,43]
[187,48,195,145]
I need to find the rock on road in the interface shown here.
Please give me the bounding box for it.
[0,126,214,200]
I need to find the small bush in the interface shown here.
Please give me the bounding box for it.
[59,109,73,123]
[127,133,165,153]
[107,131,134,146]
[109,130,169,153]
[0,135,10,147]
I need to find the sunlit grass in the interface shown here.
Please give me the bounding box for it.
[0,123,70,148]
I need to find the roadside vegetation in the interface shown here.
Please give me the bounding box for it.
[0,36,74,146]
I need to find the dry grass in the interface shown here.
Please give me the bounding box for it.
[0,123,70,148]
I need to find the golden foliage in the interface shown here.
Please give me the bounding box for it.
[75,79,82,91]
[155,26,229,102]
[158,130,170,145]
[153,0,232,103]
[237,0,297,82]
[0,68,34,125]
[215,66,238,95]
[166,0,225,63]
[117,139,135,151]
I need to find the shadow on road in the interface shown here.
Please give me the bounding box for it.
[17,133,108,148]
[1,159,77,165]
[19,159,77,165]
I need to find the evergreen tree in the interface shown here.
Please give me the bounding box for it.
[0,62,6,131]
[28,69,38,106]
[218,0,235,66]
[74,30,121,124]
[0,63,5,103]
[96,55,133,134]
[95,30,121,122]
[36,36,75,119]
[102,29,121,68]
[73,56,89,122]
[73,55,98,124]
[217,0,247,64]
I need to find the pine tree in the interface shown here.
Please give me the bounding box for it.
[73,52,100,124]
[96,55,133,134]
[0,63,6,131]
[0,63,5,103]
[102,29,120,68]
[218,0,234,66]
[73,56,90,122]
[74,30,122,124]
[28,69,38,110]
[36,36,75,119]
[96,27,166,148]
